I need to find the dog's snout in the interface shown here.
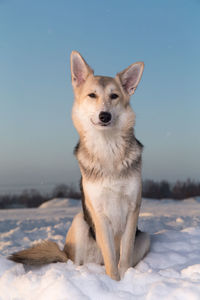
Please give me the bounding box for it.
[99,111,112,123]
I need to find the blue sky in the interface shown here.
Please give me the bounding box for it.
[0,0,199,191]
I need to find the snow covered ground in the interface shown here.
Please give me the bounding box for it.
[0,197,200,300]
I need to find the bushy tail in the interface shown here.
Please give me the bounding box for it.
[8,240,68,265]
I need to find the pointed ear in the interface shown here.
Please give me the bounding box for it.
[70,51,93,88]
[116,62,144,96]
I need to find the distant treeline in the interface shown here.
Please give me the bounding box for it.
[0,179,200,209]
[142,179,200,200]
[0,184,80,209]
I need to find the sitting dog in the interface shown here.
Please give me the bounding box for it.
[9,51,150,281]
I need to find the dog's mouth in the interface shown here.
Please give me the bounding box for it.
[90,118,111,128]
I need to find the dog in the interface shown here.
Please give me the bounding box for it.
[9,51,150,281]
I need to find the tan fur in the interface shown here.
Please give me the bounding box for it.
[8,51,150,281]
[68,51,150,280]
[8,241,67,265]
[84,189,120,280]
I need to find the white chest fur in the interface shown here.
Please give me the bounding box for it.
[84,174,141,235]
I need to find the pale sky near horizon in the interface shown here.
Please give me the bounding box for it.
[0,0,200,191]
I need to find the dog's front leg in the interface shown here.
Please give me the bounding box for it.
[118,207,140,279]
[95,214,120,281]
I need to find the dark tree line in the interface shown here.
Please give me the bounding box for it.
[0,184,80,209]
[0,179,200,209]
[142,179,200,200]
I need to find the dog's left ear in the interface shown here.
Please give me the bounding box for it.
[116,62,144,96]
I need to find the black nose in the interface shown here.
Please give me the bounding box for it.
[99,111,112,123]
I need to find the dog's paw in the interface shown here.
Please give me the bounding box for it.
[111,272,120,281]
[107,269,120,281]
[118,263,129,279]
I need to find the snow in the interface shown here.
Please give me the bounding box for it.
[0,198,200,300]
[39,198,81,209]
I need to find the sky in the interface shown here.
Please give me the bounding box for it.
[0,0,200,192]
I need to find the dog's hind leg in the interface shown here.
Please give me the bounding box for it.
[132,229,150,267]
[64,212,103,265]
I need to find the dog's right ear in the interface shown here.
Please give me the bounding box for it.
[70,51,93,88]
[116,62,144,96]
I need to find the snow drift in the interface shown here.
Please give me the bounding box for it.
[0,198,200,300]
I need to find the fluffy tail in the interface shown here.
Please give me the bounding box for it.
[8,240,68,265]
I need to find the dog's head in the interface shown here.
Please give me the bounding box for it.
[70,51,144,135]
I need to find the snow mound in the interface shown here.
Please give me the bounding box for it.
[39,198,81,209]
[196,196,200,203]
[0,198,200,299]
[1,226,200,300]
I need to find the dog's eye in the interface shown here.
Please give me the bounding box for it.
[88,93,97,98]
[110,93,119,100]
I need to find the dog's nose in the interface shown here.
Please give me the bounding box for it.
[99,111,112,123]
